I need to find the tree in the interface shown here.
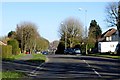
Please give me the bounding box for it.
[105,2,118,27]
[8,31,16,39]
[88,20,102,49]
[55,41,65,54]
[36,37,49,51]
[16,22,38,53]
[59,17,83,48]
[118,1,120,37]
[105,2,120,55]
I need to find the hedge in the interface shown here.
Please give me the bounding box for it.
[1,45,12,58]
[7,39,20,55]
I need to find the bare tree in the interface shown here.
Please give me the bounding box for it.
[105,2,118,27]
[16,22,38,53]
[59,17,83,48]
[118,1,120,37]
[105,2,120,43]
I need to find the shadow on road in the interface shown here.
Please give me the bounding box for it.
[2,59,44,75]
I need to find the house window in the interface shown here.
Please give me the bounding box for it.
[106,37,111,41]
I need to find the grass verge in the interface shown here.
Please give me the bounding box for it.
[2,53,26,61]
[2,53,46,78]
[87,53,120,59]
[26,54,46,64]
[32,53,46,61]
[1,71,25,78]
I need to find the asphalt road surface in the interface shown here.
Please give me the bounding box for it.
[29,54,120,79]
[2,54,120,79]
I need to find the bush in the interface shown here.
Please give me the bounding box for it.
[7,39,20,55]
[1,45,12,58]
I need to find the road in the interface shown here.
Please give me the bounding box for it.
[29,54,120,79]
[2,54,120,79]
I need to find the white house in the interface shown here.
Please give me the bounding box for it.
[99,28,118,42]
[98,28,119,53]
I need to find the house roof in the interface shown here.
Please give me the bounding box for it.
[0,41,7,45]
[101,28,117,37]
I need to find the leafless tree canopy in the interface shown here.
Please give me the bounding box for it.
[59,17,83,38]
[105,2,118,27]
[16,22,38,52]
[59,17,83,47]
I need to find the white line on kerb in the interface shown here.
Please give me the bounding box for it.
[82,59,102,77]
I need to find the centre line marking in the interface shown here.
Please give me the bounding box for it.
[82,59,102,77]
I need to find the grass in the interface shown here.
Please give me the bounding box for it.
[10,53,27,60]
[2,53,27,78]
[87,53,120,59]
[1,71,25,78]
[2,53,26,61]
[2,53,46,78]
[32,53,46,61]
[26,53,47,65]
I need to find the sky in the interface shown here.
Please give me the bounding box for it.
[0,1,119,42]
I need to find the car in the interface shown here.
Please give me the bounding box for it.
[73,48,81,55]
[42,51,48,55]
[64,48,74,54]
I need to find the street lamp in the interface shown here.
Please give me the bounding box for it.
[61,23,67,49]
[79,8,88,55]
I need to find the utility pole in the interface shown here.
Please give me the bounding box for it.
[61,23,67,49]
[79,8,88,55]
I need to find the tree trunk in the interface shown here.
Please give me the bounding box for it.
[118,1,120,44]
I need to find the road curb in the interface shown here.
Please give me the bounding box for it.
[45,56,49,63]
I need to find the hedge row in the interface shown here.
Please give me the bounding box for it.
[1,45,12,58]
[7,39,20,55]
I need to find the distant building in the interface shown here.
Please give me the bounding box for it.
[49,40,59,53]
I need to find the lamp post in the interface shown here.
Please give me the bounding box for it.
[61,23,67,49]
[79,8,88,55]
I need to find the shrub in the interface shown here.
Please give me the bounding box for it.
[7,39,20,55]
[1,45,12,58]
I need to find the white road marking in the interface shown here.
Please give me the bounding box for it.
[29,57,49,76]
[82,59,102,77]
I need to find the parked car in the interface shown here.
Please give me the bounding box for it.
[64,48,74,54]
[42,51,48,55]
[74,48,81,54]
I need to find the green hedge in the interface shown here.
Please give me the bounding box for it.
[1,45,12,58]
[7,39,20,55]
